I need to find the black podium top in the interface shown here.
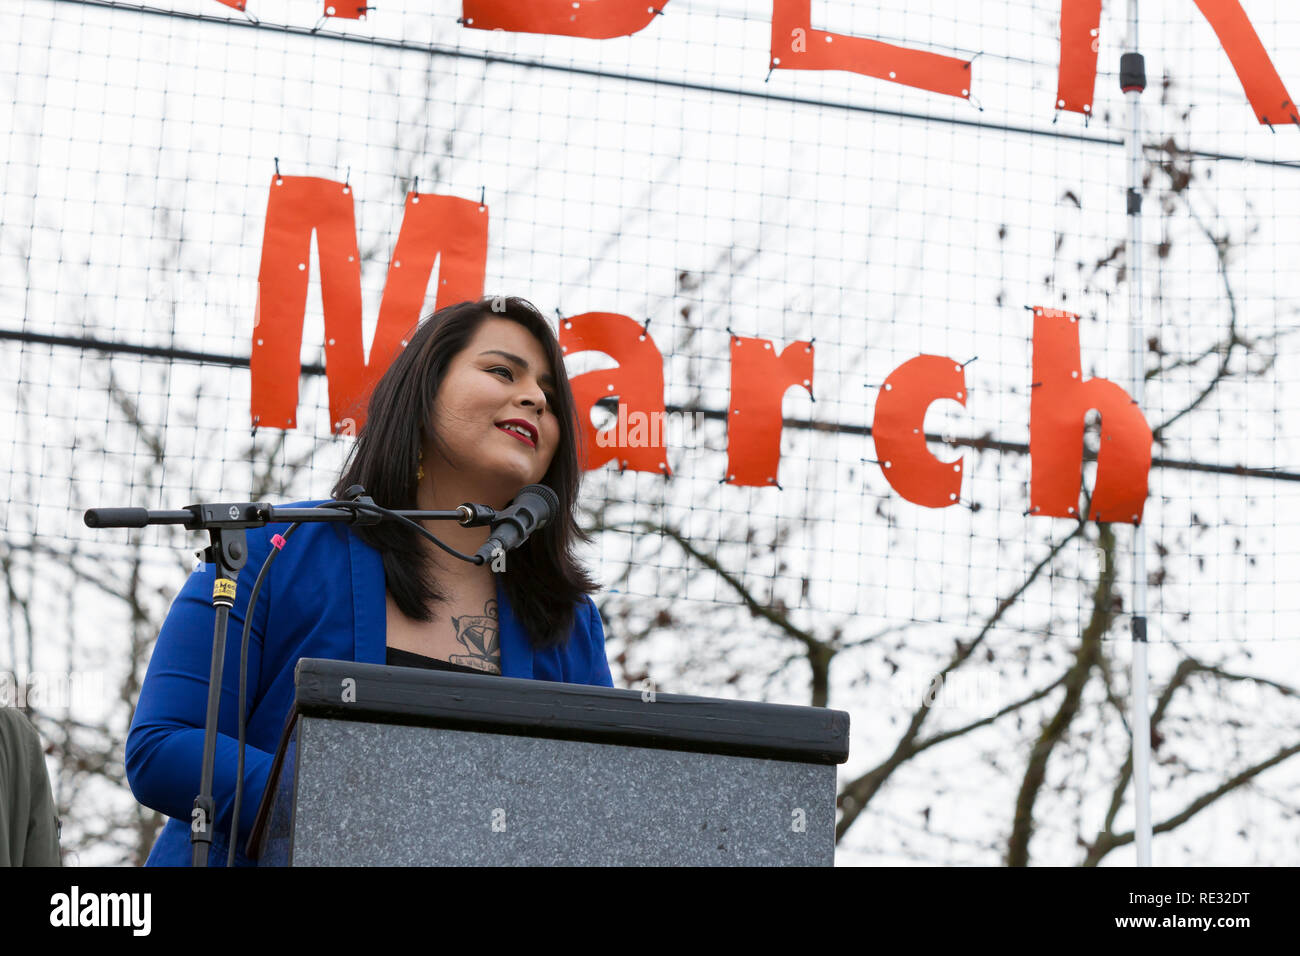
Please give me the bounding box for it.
[290,657,849,763]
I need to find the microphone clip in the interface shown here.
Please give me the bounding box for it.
[340,485,382,526]
[456,502,498,527]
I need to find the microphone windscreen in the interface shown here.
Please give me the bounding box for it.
[515,484,559,528]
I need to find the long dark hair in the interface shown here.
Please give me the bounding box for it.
[332,296,598,650]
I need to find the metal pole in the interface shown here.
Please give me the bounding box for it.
[1121,0,1153,867]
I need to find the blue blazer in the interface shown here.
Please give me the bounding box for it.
[125,499,614,866]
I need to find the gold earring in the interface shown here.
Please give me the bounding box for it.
[416,447,424,482]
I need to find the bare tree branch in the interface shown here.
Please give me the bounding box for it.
[1006,520,1118,865]
[836,519,1088,840]
[1086,739,1300,864]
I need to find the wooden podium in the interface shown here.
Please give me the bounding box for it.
[248,658,849,866]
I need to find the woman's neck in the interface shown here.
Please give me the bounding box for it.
[414,471,506,574]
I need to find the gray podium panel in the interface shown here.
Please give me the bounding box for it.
[250,659,849,866]
[269,716,834,866]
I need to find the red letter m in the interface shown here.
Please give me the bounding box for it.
[250,177,488,434]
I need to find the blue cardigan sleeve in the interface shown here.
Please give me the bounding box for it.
[586,595,615,688]
[125,527,276,850]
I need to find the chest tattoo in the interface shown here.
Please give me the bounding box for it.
[448,597,501,674]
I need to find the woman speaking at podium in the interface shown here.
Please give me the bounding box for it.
[125,296,615,866]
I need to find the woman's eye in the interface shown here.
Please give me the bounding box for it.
[490,367,553,409]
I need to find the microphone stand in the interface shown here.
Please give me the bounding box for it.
[83,487,499,867]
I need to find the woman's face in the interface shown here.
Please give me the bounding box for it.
[426,317,562,498]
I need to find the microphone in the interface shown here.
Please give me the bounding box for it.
[473,484,559,566]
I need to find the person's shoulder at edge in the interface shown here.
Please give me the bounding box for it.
[0,707,61,867]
